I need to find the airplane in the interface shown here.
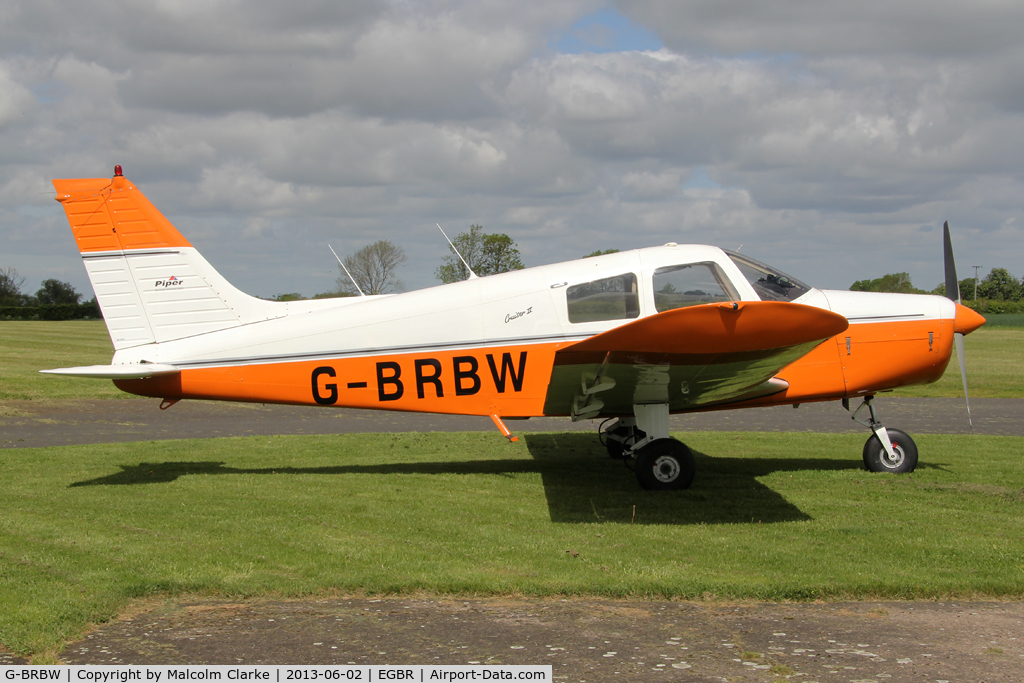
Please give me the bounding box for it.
[43,166,986,490]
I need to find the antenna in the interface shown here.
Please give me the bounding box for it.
[437,223,478,279]
[328,244,364,296]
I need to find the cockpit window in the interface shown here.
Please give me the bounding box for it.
[653,262,738,312]
[725,251,811,302]
[567,273,640,323]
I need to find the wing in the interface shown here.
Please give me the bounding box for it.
[543,301,849,418]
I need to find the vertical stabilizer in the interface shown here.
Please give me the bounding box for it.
[54,170,278,350]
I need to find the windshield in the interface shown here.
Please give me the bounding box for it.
[725,250,811,302]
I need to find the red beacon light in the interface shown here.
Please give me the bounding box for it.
[114,165,123,177]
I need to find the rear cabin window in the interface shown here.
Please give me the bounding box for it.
[653,263,738,312]
[567,273,640,323]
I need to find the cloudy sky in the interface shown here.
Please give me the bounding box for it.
[3,0,1023,300]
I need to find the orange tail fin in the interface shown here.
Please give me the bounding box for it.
[53,172,193,254]
[53,169,271,350]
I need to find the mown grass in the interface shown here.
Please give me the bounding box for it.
[0,321,127,403]
[980,313,1024,328]
[2,430,1022,657]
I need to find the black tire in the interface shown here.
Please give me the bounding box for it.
[635,438,696,490]
[863,428,918,473]
[605,425,645,459]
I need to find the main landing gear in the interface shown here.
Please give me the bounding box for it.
[600,404,696,490]
[846,395,919,473]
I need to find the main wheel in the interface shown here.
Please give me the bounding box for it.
[634,438,695,490]
[863,428,918,473]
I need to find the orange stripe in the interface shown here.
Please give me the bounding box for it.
[115,343,558,417]
[113,319,957,417]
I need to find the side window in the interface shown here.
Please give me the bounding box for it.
[653,263,737,312]
[567,273,640,323]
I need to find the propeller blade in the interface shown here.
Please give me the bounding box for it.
[943,221,960,302]
[944,222,974,428]
[954,331,973,429]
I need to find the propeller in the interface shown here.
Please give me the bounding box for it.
[942,221,973,429]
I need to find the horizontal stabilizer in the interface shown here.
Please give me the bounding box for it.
[39,364,180,379]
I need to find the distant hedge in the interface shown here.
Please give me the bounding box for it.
[0,302,102,321]
[962,299,1024,314]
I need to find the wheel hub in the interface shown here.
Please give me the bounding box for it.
[880,443,905,469]
[652,455,680,483]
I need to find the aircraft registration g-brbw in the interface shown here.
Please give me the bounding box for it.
[45,167,985,490]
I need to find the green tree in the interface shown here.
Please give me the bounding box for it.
[849,272,925,294]
[35,279,82,305]
[1,267,25,306]
[337,240,407,295]
[583,249,620,258]
[977,268,1021,301]
[435,225,525,283]
[931,277,978,300]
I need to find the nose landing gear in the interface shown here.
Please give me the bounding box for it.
[847,395,919,473]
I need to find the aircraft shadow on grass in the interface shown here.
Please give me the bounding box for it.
[66,433,885,526]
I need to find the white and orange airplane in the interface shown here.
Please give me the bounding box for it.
[43,167,985,490]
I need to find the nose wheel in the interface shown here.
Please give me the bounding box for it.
[847,396,919,473]
[863,427,918,473]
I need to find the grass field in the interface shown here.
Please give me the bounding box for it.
[981,313,1024,327]
[2,430,1023,658]
[1,317,1022,660]
[0,321,129,403]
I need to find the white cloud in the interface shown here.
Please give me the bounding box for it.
[0,0,1022,301]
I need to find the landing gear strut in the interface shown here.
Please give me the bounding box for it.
[600,404,695,490]
[600,418,645,459]
[846,396,919,473]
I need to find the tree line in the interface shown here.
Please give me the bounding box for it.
[0,267,99,320]
[8,242,1018,318]
[278,225,527,301]
[851,267,1024,313]
[1,226,530,313]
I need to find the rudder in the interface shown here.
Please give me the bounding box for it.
[54,169,275,350]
